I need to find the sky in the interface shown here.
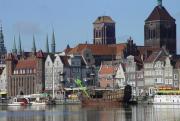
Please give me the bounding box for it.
[0,0,180,53]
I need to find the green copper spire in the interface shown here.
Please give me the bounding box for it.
[46,34,49,53]
[157,0,162,6]
[51,29,56,54]
[32,35,36,53]
[18,34,22,55]
[12,36,17,54]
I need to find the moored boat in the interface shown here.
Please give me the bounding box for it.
[152,90,180,105]
[8,97,30,106]
[81,88,124,107]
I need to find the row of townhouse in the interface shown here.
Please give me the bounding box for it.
[45,53,94,97]
[98,48,180,96]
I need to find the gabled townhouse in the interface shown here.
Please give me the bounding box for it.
[143,48,176,95]
[45,54,93,96]
[124,55,144,96]
[98,61,125,88]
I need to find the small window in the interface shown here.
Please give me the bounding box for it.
[86,53,89,57]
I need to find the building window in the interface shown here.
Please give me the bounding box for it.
[30,69,32,74]
[174,74,178,80]
[86,53,89,57]
[169,79,173,85]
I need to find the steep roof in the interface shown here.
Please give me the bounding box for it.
[146,6,175,22]
[15,59,36,69]
[59,56,70,66]
[67,44,126,56]
[93,16,115,24]
[144,48,169,63]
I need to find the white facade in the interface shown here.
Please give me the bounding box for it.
[45,54,92,93]
[115,64,125,88]
[0,64,7,92]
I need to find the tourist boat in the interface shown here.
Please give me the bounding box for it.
[152,90,180,105]
[8,97,30,106]
[24,94,47,106]
[81,88,124,107]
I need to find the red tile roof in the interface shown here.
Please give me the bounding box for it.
[99,65,117,75]
[67,44,127,56]
[36,50,44,58]
[146,6,175,22]
[15,60,36,69]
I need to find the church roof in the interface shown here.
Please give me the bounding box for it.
[67,44,126,56]
[145,6,175,22]
[15,59,36,69]
[93,16,115,24]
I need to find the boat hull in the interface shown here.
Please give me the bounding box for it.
[152,95,180,105]
[81,98,122,107]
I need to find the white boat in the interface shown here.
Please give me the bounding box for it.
[8,97,30,106]
[26,95,47,106]
[153,95,180,105]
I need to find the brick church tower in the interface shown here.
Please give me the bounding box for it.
[144,0,176,54]
[93,16,116,45]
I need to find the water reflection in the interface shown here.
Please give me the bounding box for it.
[0,104,180,121]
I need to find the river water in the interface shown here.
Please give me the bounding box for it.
[0,104,179,121]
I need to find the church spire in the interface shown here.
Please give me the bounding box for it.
[46,34,49,53]
[0,24,4,43]
[18,34,22,55]
[51,29,56,54]
[32,35,36,53]
[0,23,7,55]
[157,0,162,6]
[12,36,17,54]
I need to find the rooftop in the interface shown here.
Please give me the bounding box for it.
[93,16,115,24]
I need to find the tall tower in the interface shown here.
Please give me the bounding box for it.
[144,0,176,54]
[12,36,17,54]
[0,24,7,55]
[51,30,56,54]
[93,16,116,45]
